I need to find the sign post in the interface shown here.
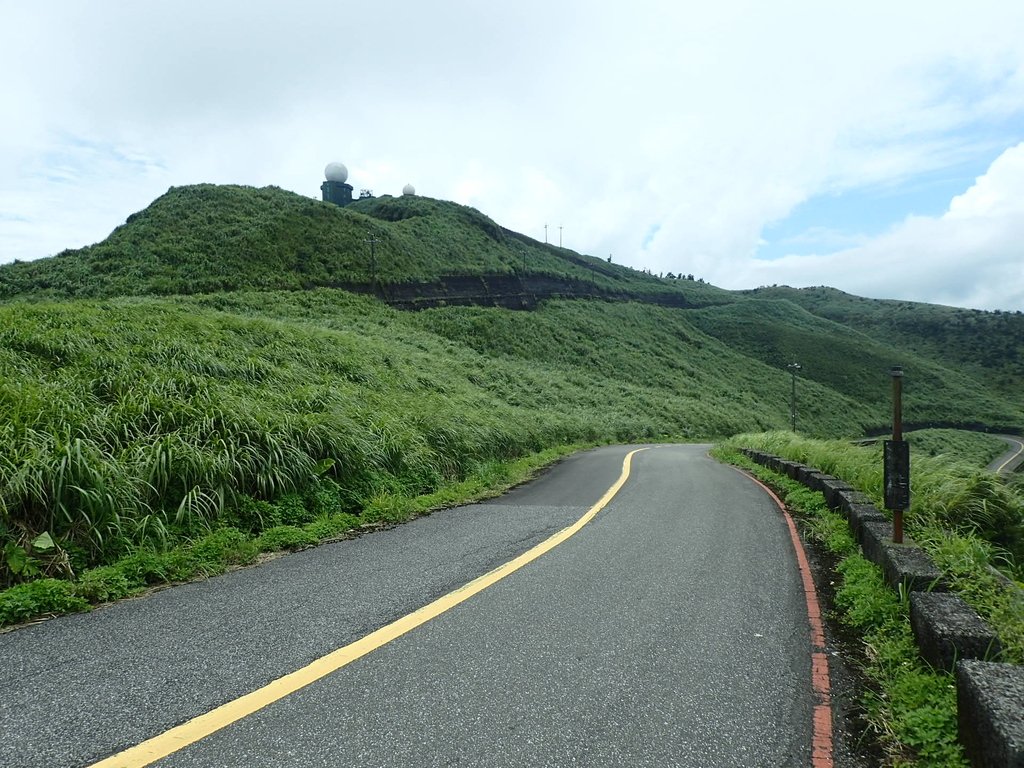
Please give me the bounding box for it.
[884,366,909,543]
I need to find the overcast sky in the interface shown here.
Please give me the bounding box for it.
[2,1,1023,310]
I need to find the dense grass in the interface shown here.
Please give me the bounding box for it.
[904,429,1009,468]
[0,185,730,305]
[686,299,1022,430]
[3,285,1022,593]
[0,443,579,626]
[742,285,1024,398]
[2,289,800,592]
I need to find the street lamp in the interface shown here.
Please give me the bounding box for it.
[787,362,802,432]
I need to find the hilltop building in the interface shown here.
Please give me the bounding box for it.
[320,162,416,206]
[321,163,353,207]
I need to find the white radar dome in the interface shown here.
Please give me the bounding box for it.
[402,183,416,196]
[325,162,348,183]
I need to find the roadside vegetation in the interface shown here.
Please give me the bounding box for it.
[717,431,1023,765]
[0,444,578,627]
[1,185,1021,643]
[903,428,1009,467]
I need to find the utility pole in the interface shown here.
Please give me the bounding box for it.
[521,250,527,274]
[787,362,801,432]
[364,235,380,284]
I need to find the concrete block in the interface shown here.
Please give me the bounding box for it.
[780,461,804,480]
[957,660,1024,767]
[837,489,875,516]
[820,478,854,510]
[767,455,783,473]
[858,520,894,568]
[882,543,948,593]
[796,465,817,484]
[848,505,889,542]
[911,593,1003,671]
[804,471,831,493]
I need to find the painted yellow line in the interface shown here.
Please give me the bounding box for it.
[994,437,1024,474]
[90,447,648,768]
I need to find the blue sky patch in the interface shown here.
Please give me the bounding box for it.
[755,151,1003,260]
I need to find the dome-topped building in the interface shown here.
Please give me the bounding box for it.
[321,161,353,207]
[325,163,349,183]
[402,183,416,196]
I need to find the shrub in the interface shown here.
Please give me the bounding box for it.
[255,525,316,552]
[73,566,135,603]
[303,514,359,540]
[0,579,90,626]
[276,493,311,527]
[191,527,258,567]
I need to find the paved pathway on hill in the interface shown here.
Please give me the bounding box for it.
[0,445,826,767]
[988,435,1024,475]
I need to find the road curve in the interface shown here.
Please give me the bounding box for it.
[0,445,822,767]
[988,435,1024,475]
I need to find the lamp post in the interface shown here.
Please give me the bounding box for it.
[787,362,801,432]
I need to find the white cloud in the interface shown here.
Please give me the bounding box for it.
[1,1,1023,309]
[729,143,1024,310]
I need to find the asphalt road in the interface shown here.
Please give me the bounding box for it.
[0,444,818,767]
[988,435,1024,475]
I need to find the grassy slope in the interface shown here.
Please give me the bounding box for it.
[684,298,1023,430]
[1,289,822,579]
[743,286,1024,398]
[0,185,732,305]
[1,184,1022,588]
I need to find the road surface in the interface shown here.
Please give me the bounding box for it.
[0,445,826,767]
[988,435,1024,475]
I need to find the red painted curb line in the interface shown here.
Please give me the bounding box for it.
[737,468,834,768]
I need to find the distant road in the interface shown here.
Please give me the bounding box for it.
[0,445,826,767]
[988,435,1024,475]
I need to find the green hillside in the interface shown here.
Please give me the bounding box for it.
[0,184,732,306]
[1,184,1021,598]
[742,285,1024,397]
[684,298,1022,430]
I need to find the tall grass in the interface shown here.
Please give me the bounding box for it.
[724,431,1024,661]
[0,292,777,586]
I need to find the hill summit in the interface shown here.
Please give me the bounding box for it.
[0,184,729,306]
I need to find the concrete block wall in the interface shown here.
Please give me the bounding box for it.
[738,448,1023,768]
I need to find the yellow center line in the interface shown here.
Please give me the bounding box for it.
[994,437,1024,474]
[90,447,648,768]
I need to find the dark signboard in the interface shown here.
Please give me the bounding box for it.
[884,439,910,511]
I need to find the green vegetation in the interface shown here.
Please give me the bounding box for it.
[721,433,1024,660]
[904,429,1009,467]
[1,184,1021,634]
[718,450,969,767]
[686,300,1022,430]
[0,185,731,305]
[742,286,1024,399]
[0,436,581,626]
